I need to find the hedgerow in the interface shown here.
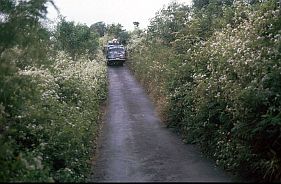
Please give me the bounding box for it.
[128,0,281,181]
[0,0,107,181]
[0,51,107,182]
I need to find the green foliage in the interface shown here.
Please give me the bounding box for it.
[148,2,190,45]
[0,0,107,182]
[0,0,55,68]
[106,23,130,45]
[55,18,99,60]
[107,23,123,37]
[0,52,107,182]
[192,0,234,9]
[90,21,107,37]
[128,0,281,182]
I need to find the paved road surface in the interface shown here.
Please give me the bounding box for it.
[90,65,236,182]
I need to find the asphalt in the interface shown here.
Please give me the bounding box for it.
[89,65,236,182]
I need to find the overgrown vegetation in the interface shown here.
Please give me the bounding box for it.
[2,0,280,182]
[55,18,100,61]
[128,0,281,182]
[0,0,107,182]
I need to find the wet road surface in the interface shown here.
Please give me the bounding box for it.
[90,65,235,182]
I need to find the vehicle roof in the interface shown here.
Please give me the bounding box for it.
[107,45,125,49]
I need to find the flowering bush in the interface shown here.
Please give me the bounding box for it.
[128,0,281,181]
[0,51,107,182]
[127,40,176,120]
[0,1,107,181]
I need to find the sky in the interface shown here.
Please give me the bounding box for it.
[47,0,192,31]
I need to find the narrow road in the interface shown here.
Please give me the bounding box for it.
[90,65,235,182]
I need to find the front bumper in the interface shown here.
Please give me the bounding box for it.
[107,59,126,66]
[107,58,126,61]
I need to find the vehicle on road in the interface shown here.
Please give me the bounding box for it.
[105,40,127,66]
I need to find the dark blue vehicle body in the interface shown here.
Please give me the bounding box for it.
[105,40,127,66]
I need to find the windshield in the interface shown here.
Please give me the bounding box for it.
[108,48,125,53]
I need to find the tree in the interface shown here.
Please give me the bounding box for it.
[118,31,130,45]
[192,0,234,9]
[193,0,210,9]
[107,23,123,38]
[0,0,57,57]
[90,21,107,37]
[55,18,99,60]
[133,21,140,28]
[147,2,190,45]
[107,23,130,45]
[0,0,57,181]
